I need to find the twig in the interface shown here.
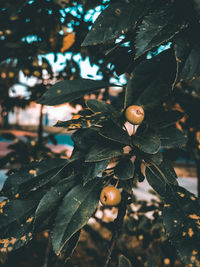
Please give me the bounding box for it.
[103,191,128,267]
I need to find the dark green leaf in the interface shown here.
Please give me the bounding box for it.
[144,151,163,165]
[1,158,67,199]
[82,0,153,46]
[163,185,200,266]
[132,132,161,154]
[85,141,123,162]
[54,112,106,130]
[86,99,121,123]
[58,230,80,260]
[118,254,132,267]
[82,160,109,185]
[146,159,178,196]
[0,217,33,253]
[146,107,184,129]
[115,158,135,180]
[52,178,102,255]
[124,50,176,108]
[157,126,187,148]
[135,5,186,58]
[71,128,100,151]
[99,121,131,145]
[38,79,113,105]
[34,175,79,229]
[174,36,200,81]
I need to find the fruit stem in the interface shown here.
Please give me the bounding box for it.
[103,191,128,267]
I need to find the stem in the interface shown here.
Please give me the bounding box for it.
[103,191,128,267]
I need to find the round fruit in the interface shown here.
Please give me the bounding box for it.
[125,105,144,125]
[100,185,121,206]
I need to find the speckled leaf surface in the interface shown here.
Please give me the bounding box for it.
[34,176,78,228]
[1,158,67,199]
[163,185,200,266]
[54,112,106,130]
[82,0,153,46]
[135,4,186,58]
[38,79,112,105]
[52,178,102,255]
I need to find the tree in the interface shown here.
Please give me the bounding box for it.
[1,0,200,266]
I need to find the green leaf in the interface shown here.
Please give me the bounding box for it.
[135,4,186,58]
[124,50,176,108]
[52,178,102,255]
[82,160,109,185]
[118,254,132,267]
[157,126,187,148]
[58,230,80,260]
[132,132,161,154]
[1,158,67,199]
[144,151,163,165]
[85,141,123,162]
[71,128,100,151]
[82,0,153,46]
[34,175,79,229]
[38,79,113,105]
[0,218,33,253]
[86,99,121,123]
[146,107,184,129]
[54,112,106,130]
[99,121,131,145]
[146,159,178,196]
[174,36,200,81]
[163,185,200,266]
[115,158,135,180]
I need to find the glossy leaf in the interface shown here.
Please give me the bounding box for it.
[1,158,67,199]
[38,79,113,105]
[85,141,123,162]
[34,175,79,229]
[174,36,200,81]
[115,158,135,180]
[146,107,184,129]
[144,151,163,165]
[157,126,187,148]
[135,4,186,58]
[132,132,161,154]
[86,99,121,123]
[52,178,102,255]
[118,254,132,267]
[124,50,176,108]
[99,121,131,145]
[163,185,200,266]
[82,0,153,46]
[58,230,80,260]
[146,159,178,196]
[82,160,109,185]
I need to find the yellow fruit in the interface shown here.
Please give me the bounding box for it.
[125,105,144,125]
[100,185,121,206]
